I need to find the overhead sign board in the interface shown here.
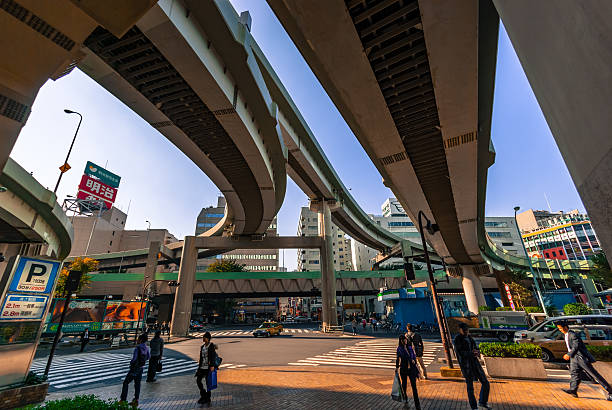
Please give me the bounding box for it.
[8,257,61,294]
[78,174,117,209]
[76,190,112,210]
[0,295,48,321]
[84,161,121,188]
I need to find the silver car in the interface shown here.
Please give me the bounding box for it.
[513,314,612,343]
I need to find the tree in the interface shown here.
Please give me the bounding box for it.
[563,302,592,316]
[206,259,248,272]
[507,281,534,310]
[590,251,612,288]
[54,257,99,297]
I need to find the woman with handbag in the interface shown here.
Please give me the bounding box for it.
[146,330,164,382]
[196,332,218,405]
[395,334,421,410]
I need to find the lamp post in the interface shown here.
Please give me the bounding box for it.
[513,206,548,316]
[53,109,82,194]
[417,210,453,369]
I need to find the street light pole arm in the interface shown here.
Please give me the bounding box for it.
[53,111,83,194]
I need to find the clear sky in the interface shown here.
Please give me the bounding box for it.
[9,2,584,271]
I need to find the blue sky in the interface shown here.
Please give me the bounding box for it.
[9,2,584,270]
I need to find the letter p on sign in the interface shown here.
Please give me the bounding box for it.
[16,260,55,292]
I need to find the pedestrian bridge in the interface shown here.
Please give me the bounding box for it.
[82,270,432,298]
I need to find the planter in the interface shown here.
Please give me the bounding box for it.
[483,356,547,380]
[0,382,48,409]
[593,361,612,382]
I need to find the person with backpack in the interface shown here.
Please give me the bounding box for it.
[406,323,427,380]
[146,330,164,382]
[119,333,150,407]
[196,332,219,405]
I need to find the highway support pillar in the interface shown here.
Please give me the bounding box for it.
[170,236,197,337]
[310,199,338,331]
[461,265,486,315]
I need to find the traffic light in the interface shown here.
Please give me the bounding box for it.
[404,262,415,281]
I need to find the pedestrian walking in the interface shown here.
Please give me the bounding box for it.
[119,333,150,407]
[556,321,612,400]
[372,318,378,332]
[162,321,169,335]
[80,328,90,352]
[351,318,358,335]
[454,323,491,410]
[362,318,367,331]
[196,331,218,405]
[146,330,164,382]
[406,324,427,380]
[395,334,421,410]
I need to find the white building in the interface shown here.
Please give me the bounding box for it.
[296,207,353,271]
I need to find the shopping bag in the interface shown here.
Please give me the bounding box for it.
[157,359,163,372]
[391,372,406,402]
[206,369,218,391]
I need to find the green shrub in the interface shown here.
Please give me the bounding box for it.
[524,306,544,313]
[495,307,512,311]
[563,303,592,316]
[588,345,612,362]
[27,395,133,410]
[24,371,47,386]
[479,305,494,312]
[479,342,542,359]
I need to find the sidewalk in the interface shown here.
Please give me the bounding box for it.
[45,366,612,409]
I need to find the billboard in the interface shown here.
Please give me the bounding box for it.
[84,161,121,188]
[77,174,117,209]
[43,299,147,334]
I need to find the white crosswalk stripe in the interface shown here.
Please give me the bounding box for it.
[289,339,442,369]
[29,352,199,391]
[190,328,319,338]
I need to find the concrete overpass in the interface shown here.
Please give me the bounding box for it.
[267,0,500,314]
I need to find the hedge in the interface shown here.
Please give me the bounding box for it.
[25,395,133,410]
[588,345,612,362]
[563,303,592,316]
[479,342,542,359]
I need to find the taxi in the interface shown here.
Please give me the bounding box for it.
[253,321,283,337]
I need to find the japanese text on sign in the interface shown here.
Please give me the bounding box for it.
[78,174,117,202]
[0,295,48,320]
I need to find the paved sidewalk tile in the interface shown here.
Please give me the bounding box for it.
[45,367,612,409]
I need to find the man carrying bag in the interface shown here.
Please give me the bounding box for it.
[195,332,218,405]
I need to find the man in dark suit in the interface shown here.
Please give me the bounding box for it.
[556,321,612,400]
[454,323,491,410]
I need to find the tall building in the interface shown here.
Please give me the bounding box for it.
[69,206,177,256]
[517,209,600,260]
[484,216,525,256]
[351,198,527,270]
[195,197,279,271]
[296,207,353,272]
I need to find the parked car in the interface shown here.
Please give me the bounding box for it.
[253,321,283,337]
[295,316,311,323]
[528,324,612,362]
[190,320,204,331]
[513,315,612,343]
[284,316,295,323]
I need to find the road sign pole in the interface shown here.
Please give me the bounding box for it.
[44,270,82,377]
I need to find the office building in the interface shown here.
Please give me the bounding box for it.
[195,197,279,271]
[518,209,601,260]
[484,216,525,256]
[296,207,353,272]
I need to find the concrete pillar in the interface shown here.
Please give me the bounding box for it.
[170,236,197,337]
[312,199,337,330]
[494,1,612,262]
[462,265,486,315]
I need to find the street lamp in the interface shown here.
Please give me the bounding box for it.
[513,206,548,316]
[53,109,83,194]
[417,210,454,369]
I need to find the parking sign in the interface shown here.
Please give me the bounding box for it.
[8,257,61,294]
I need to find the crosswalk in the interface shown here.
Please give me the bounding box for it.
[30,352,199,391]
[191,328,319,338]
[288,339,442,369]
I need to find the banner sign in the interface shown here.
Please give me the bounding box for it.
[8,257,60,294]
[84,161,121,188]
[77,174,117,209]
[378,289,400,301]
[43,299,147,334]
[0,295,48,320]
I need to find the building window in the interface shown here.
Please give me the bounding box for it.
[501,242,514,247]
[485,221,508,228]
[309,260,319,264]
[205,213,224,218]
[489,232,512,238]
[388,221,414,227]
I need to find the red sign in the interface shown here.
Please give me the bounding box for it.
[78,174,117,209]
[504,284,516,311]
